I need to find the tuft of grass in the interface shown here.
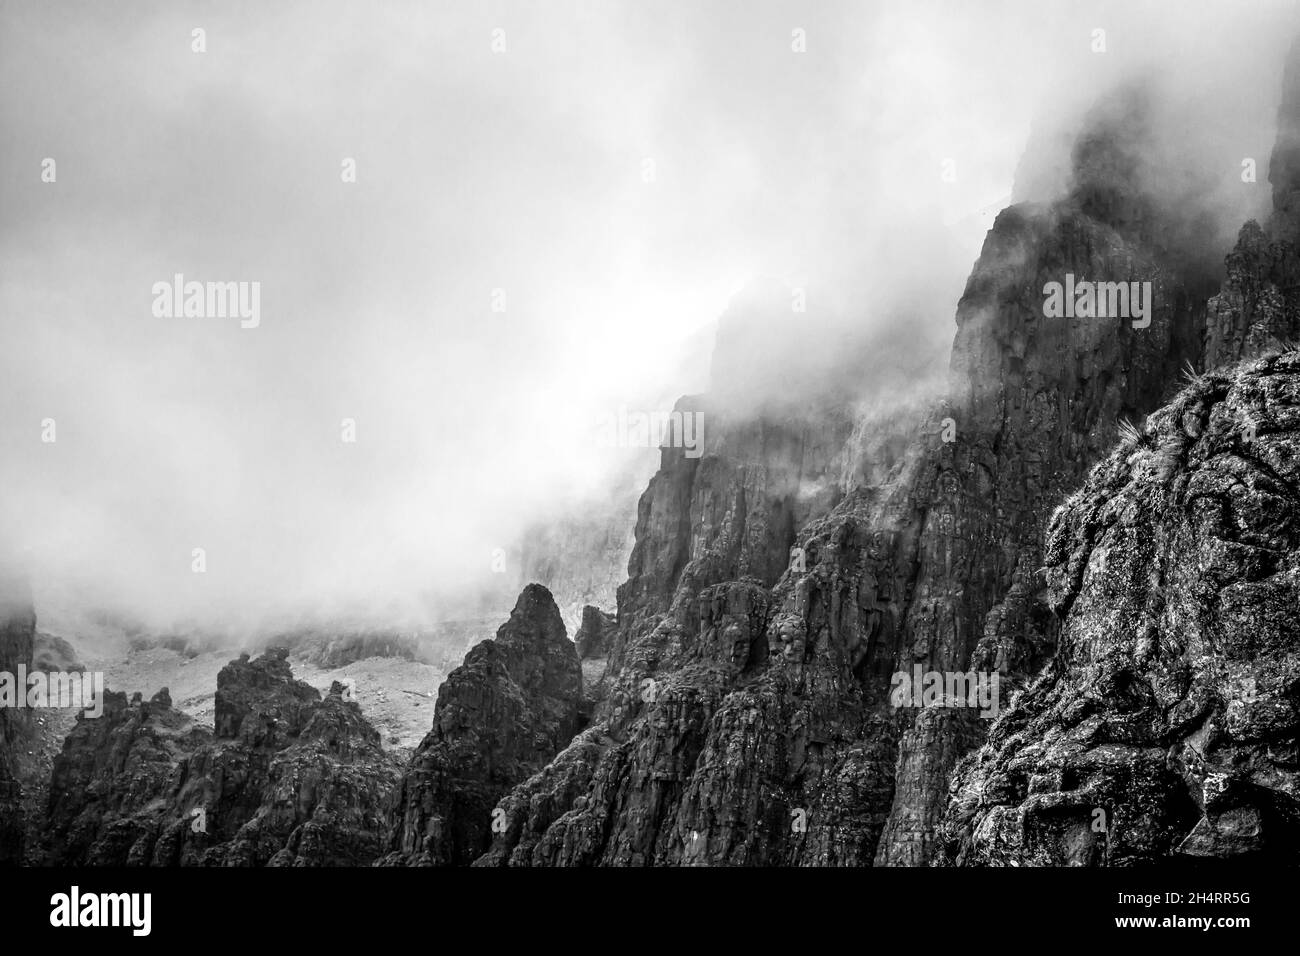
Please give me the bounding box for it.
[1117,417,1145,448]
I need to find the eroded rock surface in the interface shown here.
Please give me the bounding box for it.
[575,605,617,660]
[381,584,582,865]
[42,649,399,866]
[940,352,1300,865]
[470,83,1251,868]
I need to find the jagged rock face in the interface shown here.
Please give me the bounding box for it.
[43,689,212,866]
[0,571,36,865]
[214,648,320,746]
[893,48,1300,867]
[458,356,876,867]
[381,584,581,866]
[611,394,857,660]
[42,650,399,866]
[574,605,616,660]
[1206,221,1300,368]
[477,579,783,866]
[875,126,1219,864]
[195,678,398,867]
[940,353,1300,865]
[472,81,1246,867]
[476,503,911,866]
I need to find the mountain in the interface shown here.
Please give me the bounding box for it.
[459,59,1300,867]
[15,41,1300,871]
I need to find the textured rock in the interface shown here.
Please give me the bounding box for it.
[41,649,399,866]
[213,648,319,746]
[43,688,211,866]
[574,605,616,660]
[872,84,1224,863]
[470,80,1241,868]
[940,352,1300,865]
[380,584,582,865]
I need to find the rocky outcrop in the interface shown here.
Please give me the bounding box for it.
[380,584,582,865]
[574,606,616,660]
[213,648,319,745]
[940,352,1300,864]
[43,688,211,866]
[475,520,910,867]
[42,649,400,866]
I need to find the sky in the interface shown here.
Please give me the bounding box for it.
[0,0,1294,632]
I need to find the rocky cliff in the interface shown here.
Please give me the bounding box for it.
[42,648,399,866]
[932,51,1300,865]
[381,584,582,865]
[939,351,1300,864]
[15,44,1300,872]
[575,605,617,660]
[461,61,1300,867]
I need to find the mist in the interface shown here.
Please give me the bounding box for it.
[1,0,1294,635]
